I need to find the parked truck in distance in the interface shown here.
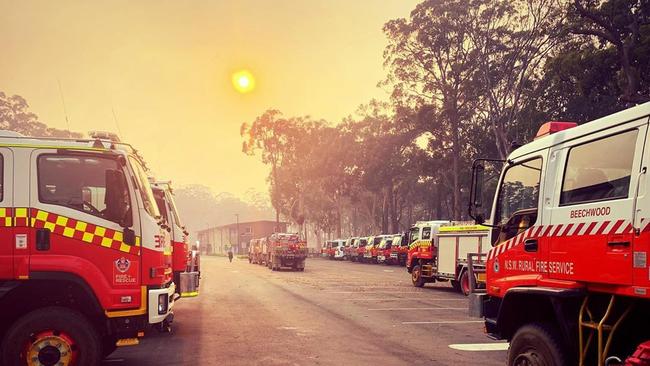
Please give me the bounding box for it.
[266,233,307,271]
[407,221,490,295]
[353,237,368,262]
[248,238,263,264]
[377,236,394,264]
[389,233,408,266]
[152,180,200,298]
[468,103,650,365]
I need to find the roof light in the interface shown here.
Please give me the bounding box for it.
[535,122,577,140]
[89,131,121,142]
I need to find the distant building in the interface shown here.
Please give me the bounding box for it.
[196,220,288,255]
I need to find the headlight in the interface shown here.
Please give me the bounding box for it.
[158,293,169,314]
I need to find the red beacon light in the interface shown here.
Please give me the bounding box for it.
[534,121,577,140]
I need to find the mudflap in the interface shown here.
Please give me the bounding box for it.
[179,271,200,297]
[468,293,486,318]
[296,257,306,270]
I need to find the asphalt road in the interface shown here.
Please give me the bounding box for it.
[105,256,508,366]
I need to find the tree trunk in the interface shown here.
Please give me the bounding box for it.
[381,189,389,234]
[451,118,461,221]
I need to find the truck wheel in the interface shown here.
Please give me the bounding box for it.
[102,337,118,358]
[508,323,567,366]
[450,280,461,292]
[1,306,101,366]
[412,265,425,287]
[459,270,471,296]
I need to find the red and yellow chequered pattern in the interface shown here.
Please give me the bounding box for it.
[0,207,13,227]
[8,207,140,255]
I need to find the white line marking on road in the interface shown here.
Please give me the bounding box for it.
[368,307,465,311]
[346,298,466,301]
[383,270,394,272]
[402,320,484,324]
[277,326,298,330]
[325,291,428,294]
[231,270,240,273]
[448,343,509,351]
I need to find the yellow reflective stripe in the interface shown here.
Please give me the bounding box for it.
[105,286,147,318]
[439,225,489,232]
[408,240,431,250]
[180,291,199,298]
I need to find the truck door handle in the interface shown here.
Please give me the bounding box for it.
[524,238,538,252]
[607,241,630,247]
[36,228,51,251]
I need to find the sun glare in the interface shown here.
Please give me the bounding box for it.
[232,70,255,93]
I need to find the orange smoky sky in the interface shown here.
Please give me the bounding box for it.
[0,0,418,198]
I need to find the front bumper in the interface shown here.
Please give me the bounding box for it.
[148,282,176,324]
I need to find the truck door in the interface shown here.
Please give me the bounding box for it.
[634,118,650,291]
[548,120,648,285]
[29,149,143,305]
[0,148,14,278]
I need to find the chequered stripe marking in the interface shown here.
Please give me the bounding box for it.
[7,208,141,255]
[0,207,13,227]
[487,218,643,261]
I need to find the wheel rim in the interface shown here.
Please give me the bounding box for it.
[513,351,545,366]
[461,272,470,294]
[24,330,77,366]
[412,268,420,284]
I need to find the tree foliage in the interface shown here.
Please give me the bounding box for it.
[243,0,650,242]
[0,92,82,138]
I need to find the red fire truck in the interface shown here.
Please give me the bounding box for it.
[152,181,200,298]
[0,132,176,365]
[377,235,394,264]
[353,237,368,262]
[266,233,307,271]
[388,233,409,266]
[248,238,263,264]
[469,103,650,365]
[344,237,358,260]
[364,235,389,263]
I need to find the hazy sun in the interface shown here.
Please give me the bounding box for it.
[232,70,256,93]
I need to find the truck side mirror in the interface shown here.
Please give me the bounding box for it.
[105,169,132,228]
[469,162,485,224]
[472,163,485,208]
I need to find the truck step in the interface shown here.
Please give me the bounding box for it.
[116,338,140,347]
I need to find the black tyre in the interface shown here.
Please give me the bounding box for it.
[1,306,101,366]
[508,323,568,366]
[102,337,118,359]
[411,265,425,287]
[451,280,461,292]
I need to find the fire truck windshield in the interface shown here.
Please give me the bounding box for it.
[409,227,420,243]
[129,156,161,219]
[166,190,183,227]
